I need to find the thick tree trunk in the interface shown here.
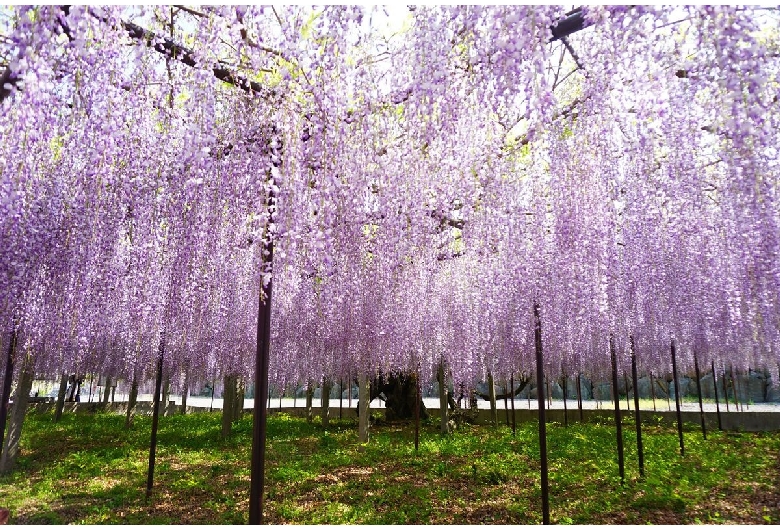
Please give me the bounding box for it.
[125,376,139,429]
[0,328,14,459]
[235,379,245,420]
[0,356,34,474]
[305,380,314,423]
[222,374,237,439]
[358,372,370,443]
[102,376,111,404]
[321,378,332,428]
[379,372,429,421]
[54,373,68,422]
[487,372,498,426]
[438,360,449,434]
[66,375,77,402]
[180,378,188,415]
[162,376,171,415]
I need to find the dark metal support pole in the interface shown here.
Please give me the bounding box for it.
[723,365,730,412]
[649,372,657,411]
[249,248,273,524]
[624,373,630,411]
[670,338,684,456]
[0,326,17,455]
[731,365,742,411]
[146,332,165,500]
[610,335,625,485]
[562,373,568,427]
[533,302,550,525]
[693,353,707,440]
[546,378,552,409]
[209,379,215,412]
[629,336,644,477]
[576,373,583,422]
[712,360,722,431]
[249,149,278,525]
[504,382,510,427]
[414,367,420,452]
[339,378,343,420]
[510,373,516,436]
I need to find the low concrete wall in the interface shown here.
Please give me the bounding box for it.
[29,403,780,431]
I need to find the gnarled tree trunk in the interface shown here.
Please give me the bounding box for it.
[305,380,314,423]
[488,372,498,426]
[358,372,370,443]
[321,378,332,428]
[438,360,449,434]
[54,372,68,422]
[180,375,188,414]
[102,376,111,404]
[222,374,238,439]
[0,355,34,474]
[125,376,139,429]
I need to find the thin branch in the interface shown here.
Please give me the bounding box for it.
[173,5,208,19]
[561,36,586,73]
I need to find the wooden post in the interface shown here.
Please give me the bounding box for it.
[712,360,722,431]
[670,338,684,456]
[610,335,625,485]
[146,332,165,500]
[630,336,644,477]
[533,302,550,525]
[693,353,707,440]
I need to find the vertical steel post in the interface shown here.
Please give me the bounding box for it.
[649,372,657,411]
[510,373,516,436]
[414,367,420,452]
[670,338,684,456]
[146,331,165,500]
[576,373,583,422]
[693,353,707,440]
[562,372,568,427]
[534,302,550,525]
[610,335,625,485]
[249,137,278,525]
[504,382,510,427]
[629,336,644,477]
[712,360,722,431]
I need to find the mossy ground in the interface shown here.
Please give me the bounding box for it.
[0,410,777,524]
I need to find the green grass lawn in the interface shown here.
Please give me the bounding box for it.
[0,410,778,524]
